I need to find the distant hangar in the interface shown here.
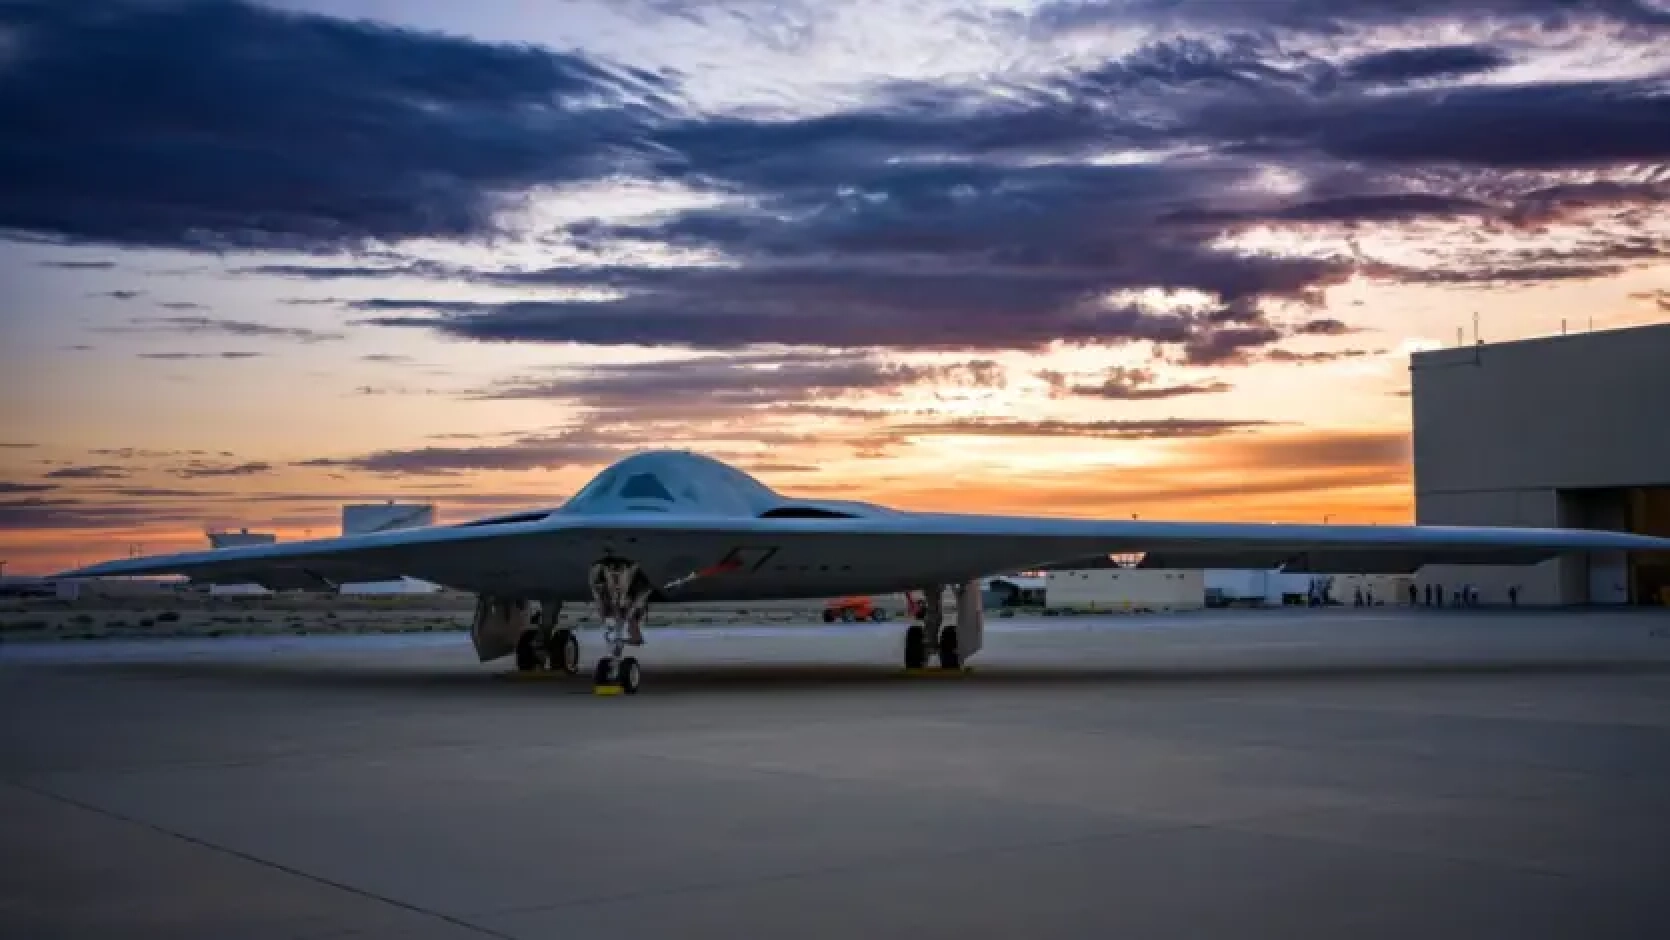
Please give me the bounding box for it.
[1412,321,1670,606]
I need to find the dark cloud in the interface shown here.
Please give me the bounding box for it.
[1165,194,1496,229]
[1226,79,1670,169]
[361,354,415,364]
[38,259,116,269]
[43,465,129,480]
[1263,348,1385,363]
[89,448,212,458]
[1294,319,1357,335]
[0,0,673,251]
[476,352,1004,407]
[159,302,205,311]
[1178,325,1286,365]
[115,316,345,343]
[1381,263,1628,285]
[734,461,822,474]
[172,460,272,478]
[1339,45,1512,85]
[93,487,214,498]
[889,417,1268,440]
[0,498,190,530]
[0,482,57,494]
[1505,181,1670,227]
[0,443,36,448]
[1631,289,1670,311]
[137,351,265,360]
[3,0,1663,373]
[98,289,143,300]
[1041,367,1232,400]
[1032,0,1670,35]
[296,433,621,475]
[352,383,456,398]
[355,286,1325,358]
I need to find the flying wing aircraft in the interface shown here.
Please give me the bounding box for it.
[59,450,1670,693]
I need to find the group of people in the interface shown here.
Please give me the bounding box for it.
[1407,582,1520,607]
[1311,580,1522,607]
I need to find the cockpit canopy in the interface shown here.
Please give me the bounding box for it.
[556,450,887,519]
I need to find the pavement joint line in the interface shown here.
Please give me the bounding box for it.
[2,777,519,940]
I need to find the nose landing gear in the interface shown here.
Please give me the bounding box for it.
[589,556,653,695]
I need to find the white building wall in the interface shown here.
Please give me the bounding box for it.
[343,503,436,535]
[206,530,276,595]
[1046,569,1204,611]
[340,503,439,594]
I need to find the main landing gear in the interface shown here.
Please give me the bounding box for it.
[513,600,580,675]
[903,585,965,671]
[589,556,653,695]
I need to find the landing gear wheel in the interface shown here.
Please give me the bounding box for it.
[937,626,961,670]
[552,629,580,674]
[515,629,542,672]
[903,625,927,670]
[594,656,616,686]
[618,656,642,695]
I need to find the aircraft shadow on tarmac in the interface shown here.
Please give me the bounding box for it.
[60,656,1670,699]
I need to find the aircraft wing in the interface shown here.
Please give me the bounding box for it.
[55,511,1670,600]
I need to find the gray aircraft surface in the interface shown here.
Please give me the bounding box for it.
[61,450,1670,693]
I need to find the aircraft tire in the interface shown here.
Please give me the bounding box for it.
[593,656,616,686]
[552,629,580,674]
[903,625,927,670]
[618,657,642,695]
[515,630,541,672]
[937,626,960,670]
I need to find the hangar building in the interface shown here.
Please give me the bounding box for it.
[339,502,439,594]
[1412,322,1670,606]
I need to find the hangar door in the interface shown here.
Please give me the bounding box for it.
[1630,488,1670,607]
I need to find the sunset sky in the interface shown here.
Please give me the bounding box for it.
[3,0,1669,574]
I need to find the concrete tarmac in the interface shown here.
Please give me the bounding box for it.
[4,608,1670,939]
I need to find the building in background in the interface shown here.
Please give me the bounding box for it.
[1045,568,1204,612]
[338,502,440,594]
[1412,322,1670,606]
[205,528,277,595]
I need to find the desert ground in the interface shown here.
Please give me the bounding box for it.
[0,585,936,642]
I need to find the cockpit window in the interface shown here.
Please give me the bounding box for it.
[619,473,674,501]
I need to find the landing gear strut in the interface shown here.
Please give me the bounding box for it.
[904,585,959,671]
[903,583,981,672]
[589,556,653,694]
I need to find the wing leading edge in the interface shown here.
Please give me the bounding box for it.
[56,511,1670,599]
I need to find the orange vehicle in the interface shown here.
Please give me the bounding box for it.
[821,595,890,622]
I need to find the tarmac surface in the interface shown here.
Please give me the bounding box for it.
[4,607,1670,940]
